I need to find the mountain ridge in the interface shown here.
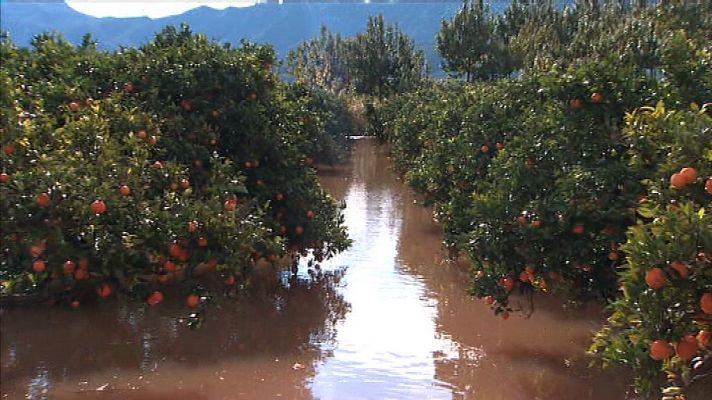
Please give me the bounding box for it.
[1,2,463,50]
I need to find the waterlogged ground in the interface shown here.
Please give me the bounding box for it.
[1,139,630,399]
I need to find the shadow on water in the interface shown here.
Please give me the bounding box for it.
[1,270,349,400]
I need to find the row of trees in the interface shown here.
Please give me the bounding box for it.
[293,1,709,398]
[0,25,351,313]
[438,0,710,82]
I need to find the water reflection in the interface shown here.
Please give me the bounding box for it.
[1,270,349,400]
[313,139,630,400]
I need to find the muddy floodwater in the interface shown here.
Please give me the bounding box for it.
[1,139,630,399]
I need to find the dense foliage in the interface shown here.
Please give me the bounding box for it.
[286,15,427,98]
[0,26,350,310]
[370,1,711,397]
[591,103,712,399]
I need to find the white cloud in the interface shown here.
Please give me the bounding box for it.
[66,1,258,19]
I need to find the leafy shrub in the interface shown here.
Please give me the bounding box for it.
[0,27,350,307]
[590,103,712,399]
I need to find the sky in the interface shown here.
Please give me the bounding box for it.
[65,1,260,18]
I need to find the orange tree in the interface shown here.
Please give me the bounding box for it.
[371,13,711,397]
[0,28,350,307]
[111,26,349,259]
[590,103,712,399]
[373,56,667,311]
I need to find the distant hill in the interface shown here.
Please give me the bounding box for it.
[0,1,475,72]
[0,1,570,73]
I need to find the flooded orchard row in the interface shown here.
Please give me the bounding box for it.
[1,138,629,399]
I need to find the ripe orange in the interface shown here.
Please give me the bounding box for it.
[670,173,687,189]
[119,185,131,196]
[570,99,584,110]
[519,270,531,282]
[164,260,177,273]
[188,221,198,233]
[181,179,190,189]
[30,241,46,258]
[186,294,200,308]
[608,251,619,261]
[68,101,80,112]
[152,161,163,169]
[706,178,712,195]
[650,340,674,360]
[516,216,527,226]
[91,200,107,215]
[147,291,164,306]
[63,260,76,274]
[224,199,237,211]
[32,260,46,273]
[590,92,604,104]
[197,237,208,247]
[701,292,712,314]
[295,225,304,235]
[211,110,220,118]
[169,243,183,258]
[572,223,585,235]
[36,193,50,207]
[481,144,490,153]
[697,330,711,347]
[306,210,315,219]
[501,277,515,291]
[495,142,504,151]
[148,136,157,146]
[679,167,697,185]
[530,219,542,228]
[123,82,135,93]
[137,130,147,140]
[525,266,535,275]
[74,268,88,280]
[645,267,667,289]
[97,284,113,298]
[71,300,80,308]
[224,275,236,285]
[0,172,9,183]
[2,143,15,156]
[501,311,510,320]
[675,335,699,360]
[670,261,689,279]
